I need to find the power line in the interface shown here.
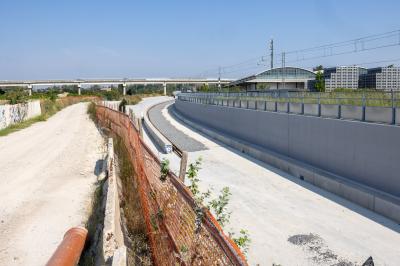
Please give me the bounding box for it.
[197,29,400,78]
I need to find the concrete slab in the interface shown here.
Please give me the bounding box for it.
[266,101,276,111]
[321,104,339,118]
[289,102,302,114]
[365,106,393,124]
[304,103,319,116]
[341,105,363,120]
[277,102,288,112]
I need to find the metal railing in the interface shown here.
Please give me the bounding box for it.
[177,91,400,125]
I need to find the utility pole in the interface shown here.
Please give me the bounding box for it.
[218,66,221,90]
[282,52,286,90]
[270,39,274,69]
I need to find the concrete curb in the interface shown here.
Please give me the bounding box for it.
[143,102,173,153]
[103,138,127,265]
[172,104,400,224]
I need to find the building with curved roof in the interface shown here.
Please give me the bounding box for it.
[229,67,316,91]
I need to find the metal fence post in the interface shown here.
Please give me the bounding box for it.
[362,92,366,121]
[391,89,396,125]
[301,91,305,114]
[318,92,321,117]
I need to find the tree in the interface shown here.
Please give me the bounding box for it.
[315,70,325,92]
[313,65,323,71]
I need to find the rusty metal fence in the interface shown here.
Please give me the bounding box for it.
[96,105,247,266]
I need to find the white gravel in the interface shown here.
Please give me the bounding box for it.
[0,103,105,266]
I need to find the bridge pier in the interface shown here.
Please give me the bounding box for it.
[27,84,32,96]
[163,82,167,96]
[122,83,127,96]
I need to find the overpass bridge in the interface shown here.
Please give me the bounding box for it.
[0,78,233,95]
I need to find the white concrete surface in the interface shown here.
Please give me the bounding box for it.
[0,100,41,129]
[0,103,105,266]
[150,99,400,266]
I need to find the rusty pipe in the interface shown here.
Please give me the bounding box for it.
[46,227,88,266]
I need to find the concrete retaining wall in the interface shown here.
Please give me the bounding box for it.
[365,106,393,124]
[174,101,400,223]
[321,104,339,118]
[341,105,363,120]
[277,102,288,112]
[289,102,302,114]
[102,101,121,111]
[397,108,400,125]
[103,138,127,265]
[0,100,41,130]
[175,100,400,198]
[304,103,319,116]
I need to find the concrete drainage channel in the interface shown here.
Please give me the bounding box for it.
[79,137,128,266]
[102,138,126,265]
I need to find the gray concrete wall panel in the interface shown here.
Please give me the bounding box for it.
[248,100,256,109]
[304,104,319,116]
[341,105,363,120]
[289,103,302,114]
[277,102,288,112]
[397,108,400,124]
[266,102,276,111]
[321,104,339,118]
[365,106,393,124]
[175,100,400,198]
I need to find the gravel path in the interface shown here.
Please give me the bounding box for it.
[148,101,207,152]
[0,103,105,266]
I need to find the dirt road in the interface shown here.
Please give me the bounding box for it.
[0,103,104,266]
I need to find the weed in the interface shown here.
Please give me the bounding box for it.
[160,159,170,182]
[208,187,231,227]
[230,229,251,256]
[185,157,251,256]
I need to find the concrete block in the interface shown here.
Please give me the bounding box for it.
[313,171,341,195]
[303,103,319,116]
[266,101,276,111]
[240,100,247,108]
[289,102,302,114]
[339,183,375,210]
[277,102,288,113]
[374,196,400,223]
[287,163,315,183]
[228,99,234,107]
[234,100,240,108]
[341,105,363,120]
[321,104,339,118]
[365,106,393,124]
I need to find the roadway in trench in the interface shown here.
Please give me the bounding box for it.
[145,98,400,266]
[0,103,104,266]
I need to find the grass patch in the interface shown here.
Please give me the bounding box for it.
[0,115,46,136]
[114,135,153,266]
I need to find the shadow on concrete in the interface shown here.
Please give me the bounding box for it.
[142,120,165,154]
[94,159,104,177]
[168,104,400,234]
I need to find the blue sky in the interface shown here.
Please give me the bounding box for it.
[0,0,399,79]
